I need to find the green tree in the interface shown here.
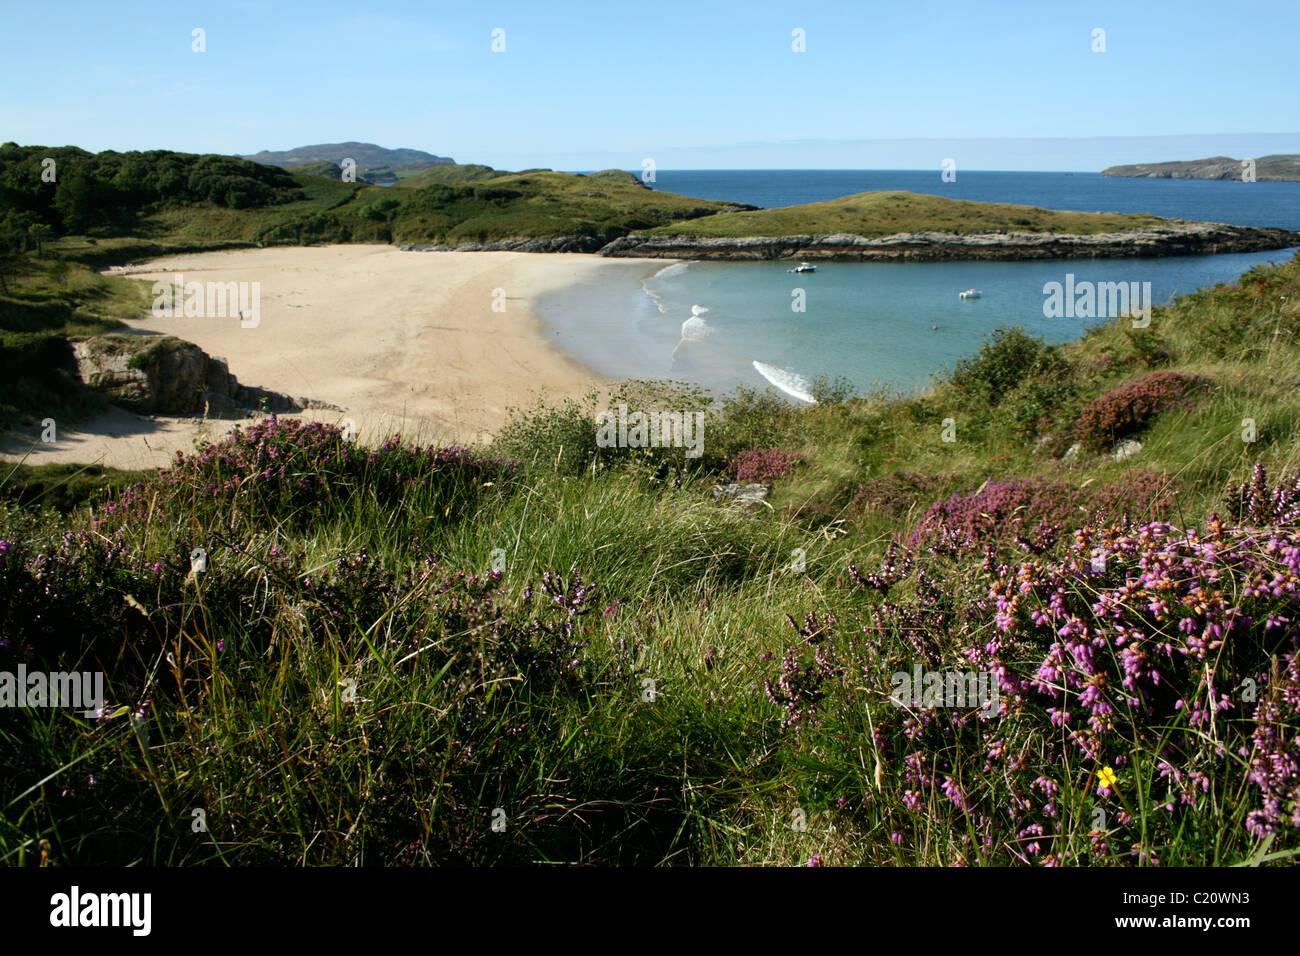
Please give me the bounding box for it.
[0,220,26,293]
[46,257,71,289]
[28,222,52,257]
[53,168,97,233]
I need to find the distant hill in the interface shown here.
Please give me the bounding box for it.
[1101,154,1300,182]
[0,144,741,252]
[396,166,651,189]
[242,142,455,185]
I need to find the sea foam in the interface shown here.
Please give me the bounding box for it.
[752,360,818,403]
[652,262,691,280]
[680,315,711,340]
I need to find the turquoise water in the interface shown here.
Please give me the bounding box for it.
[536,248,1298,399]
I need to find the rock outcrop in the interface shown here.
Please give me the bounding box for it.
[1113,439,1144,462]
[72,334,335,418]
[595,222,1300,262]
[712,482,772,510]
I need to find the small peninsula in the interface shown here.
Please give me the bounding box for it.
[1101,154,1300,182]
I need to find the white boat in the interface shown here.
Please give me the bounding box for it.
[959,288,981,299]
[788,262,817,273]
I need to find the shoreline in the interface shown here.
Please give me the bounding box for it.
[2,246,659,470]
[397,221,1300,261]
[599,222,1300,261]
[7,236,1296,472]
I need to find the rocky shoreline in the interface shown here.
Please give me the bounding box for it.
[399,220,1299,261]
[600,223,1300,261]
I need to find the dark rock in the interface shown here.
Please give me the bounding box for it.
[595,223,1300,262]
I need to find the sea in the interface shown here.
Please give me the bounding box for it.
[534,171,1300,400]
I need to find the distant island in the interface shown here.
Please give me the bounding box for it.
[241,142,456,185]
[1101,154,1300,182]
[593,191,1300,261]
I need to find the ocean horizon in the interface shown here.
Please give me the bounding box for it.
[604,169,1300,230]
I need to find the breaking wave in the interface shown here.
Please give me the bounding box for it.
[752,360,818,403]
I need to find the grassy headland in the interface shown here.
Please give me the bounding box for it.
[4,249,1300,866]
[644,191,1171,238]
[611,190,1299,261]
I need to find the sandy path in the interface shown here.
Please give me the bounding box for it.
[2,245,656,470]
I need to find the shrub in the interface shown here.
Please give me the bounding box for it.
[707,385,804,461]
[909,470,1176,556]
[984,515,1300,846]
[849,509,1300,862]
[998,363,1081,442]
[1088,468,1180,525]
[1073,371,1208,452]
[1222,462,1300,526]
[101,415,516,531]
[492,381,719,477]
[1125,327,1172,368]
[492,389,603,475]
[850,471,942,518]
[909,478,1081,556]
[725,448,803,483]
[810,374,856,404]
[949,327,1068,407]
[833,473,1300,861]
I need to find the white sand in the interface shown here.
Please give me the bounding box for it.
[2,245,656,470]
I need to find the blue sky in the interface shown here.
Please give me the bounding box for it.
[2,0,1296,170]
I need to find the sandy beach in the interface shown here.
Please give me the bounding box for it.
[2,245,654,470]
